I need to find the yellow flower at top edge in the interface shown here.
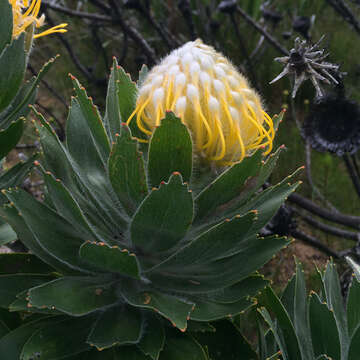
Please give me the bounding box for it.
[10,0,68,39]
[127,39,274,165]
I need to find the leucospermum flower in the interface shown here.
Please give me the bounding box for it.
[127,39,274,165]
[10,0,68,39]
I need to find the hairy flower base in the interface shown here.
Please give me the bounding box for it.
[10,0,67,39]
[127,40,274,165]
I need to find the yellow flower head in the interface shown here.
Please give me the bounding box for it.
[127,39,274,165]
[10,0,68,39]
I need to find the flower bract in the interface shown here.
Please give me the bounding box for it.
[127,39,274,165]
[10,0,68,39]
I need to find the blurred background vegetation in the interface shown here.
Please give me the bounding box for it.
[17,0,360,287]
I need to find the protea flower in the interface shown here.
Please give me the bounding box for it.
[127,39,274,165]
[10,0,67,39]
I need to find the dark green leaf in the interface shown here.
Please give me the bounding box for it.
[0,220,17,246]
[258,287,302,360]
[347,277,360,337]
[194,320,258,360]
[323,261,348,357]
[104,58,122,141]
[138,314,165,360]
[148,113,193,186]
[71,76,110,162]
[159,331,207,360]
[0,316,55,360]
[131,173,193,254]
[80,241,141,279]
[293,260,313,359]
[108,124,148,215]
[0,253,54,275]
[1,56,57,127]
[0,274,52,308]
[4,188,94,274]
[0,119,23,160]
[0,33,26,113]
[20,316,94,360]
[309,292,341,360]
[0,0,12,54]
[0,203,71,273]
[346,256,360,282]
[195,151,262,222]
[190,297,253,322]
[0,153,37,189]
[116,65,137,126]
[122,282,194,332]
[42,170,100,240]
[88,305,143,349]
[28,277,117,316]
[149,236,289,294]
[348,324,360,360]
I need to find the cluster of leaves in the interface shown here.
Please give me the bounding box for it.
[0,0,57,248]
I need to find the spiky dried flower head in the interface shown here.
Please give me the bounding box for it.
[270,36,340,98]
[127,39,274,165]
[10,0,68,39]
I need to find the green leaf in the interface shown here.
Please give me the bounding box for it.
[190,298,253,322]
[0,274,52,308]
[149,235,289,294]
[293,260,313,360]
[194,320,258,360]
[28,277,117,316]
[0,33,26,113]
[122,282,194,332]
[0,308,21,331]
[137,64,149,88]
[194,151,262,222]
[189,276,267,321]
[131,173,193,254]
[0,203,72,273]
[35,104,126,240]
[0,253,54,275]
[0,56,57,127]
[79,241,141,279]
[347,276,360,337]
[108,124,148,215]
[0,221,17,246]
[88,305,143,350]
[234,169,301,231]
[20,316,94,360]
[323,261,349,358]
[0,153,37,190]
[0,119,23,160]
[348,324,360,360]
[71,75,110,162]
[309,292,341,360]
[138,314,165,360]
[116,65,137,126]
[0,316,55,360]
[159,331,207,360]
[42,170,100,241]
[346,256,360,282]
[104,58,122,141]
[258,287,302,360]
[151,212,257,270]
[0,0,12,54]
[148,113,193,186]
[4,188,94,274]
